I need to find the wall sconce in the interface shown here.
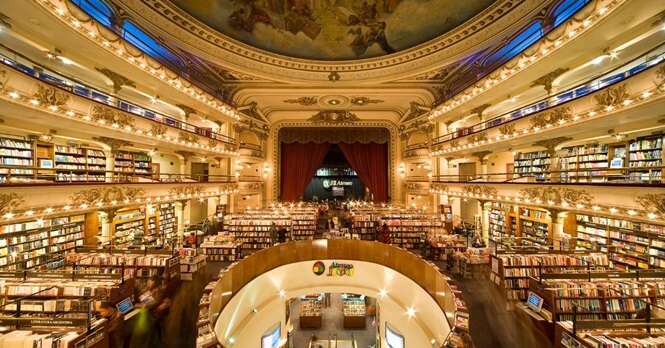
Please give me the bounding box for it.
[262,163,271,178]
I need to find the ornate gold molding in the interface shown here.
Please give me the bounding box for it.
[150,124,169,137]
[69,187,145,206]
[95,67,136,93]
[530,106,572,129]
[0,193,23,215]
[635,194,665,215]
[90,105,134,128]
[179,132,199,144]
[308,110,359,124]
[284,97,318,106]
[169,185,203,196]
[530,68,569,95]
[520,187,593,206]
[34,84,69,107]
[463,184,497,197]
[498,123,516,136]
[594,84,630,109]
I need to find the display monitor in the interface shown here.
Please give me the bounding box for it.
[261,323,281,348]
[116,297,133,315]
[385,322,405,348]
[526,291,544,312]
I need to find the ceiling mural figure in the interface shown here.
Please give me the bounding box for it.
[170,0,497,60]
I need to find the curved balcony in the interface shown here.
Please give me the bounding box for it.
[208,239,457,348]
[432,43,665,146]
[0,44,235,145]
[238,142,263,159]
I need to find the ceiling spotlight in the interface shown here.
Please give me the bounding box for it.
[406,307,416,318]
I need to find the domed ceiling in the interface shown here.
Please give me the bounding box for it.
[169,0,498,61]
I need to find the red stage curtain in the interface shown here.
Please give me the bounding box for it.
[338,142,388,202]
[280,142,330,201]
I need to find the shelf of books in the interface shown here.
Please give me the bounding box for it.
[54,145,106,183]
[196,281,218,348]
[557,320,665,348]
[114,151,152,180]
[559,144,611,183]
[111,209,146,247]
[489,203,512,240]
[0,136,34,184]
[351,214,376,240]
[628,135,663,183]
[529,277,665,322]
[490,253,609,301]
[518,207,552,246]
[513,150,551,181]
[158,203,178,242]
[179,248,206,281]
[290,213,317,240]
[223,214,290,255]
[65,248,180,281]
[571,214,665,270]
[380,214,436,250]
[0,272,133,347]
[0,214,85,270]
[201,234,243,262]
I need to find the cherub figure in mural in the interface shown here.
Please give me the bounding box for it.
[349,21,395,57]
[285,3,321,40]
[228,1,273,32]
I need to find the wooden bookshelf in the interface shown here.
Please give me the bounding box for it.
[0,136,34,183]
[114,151,152,180]
[0,215,85,270]
[513,150,551,181]
[628,135,663,183]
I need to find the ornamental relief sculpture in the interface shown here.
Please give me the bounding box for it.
[70,187,145,207]
[0,193,23,215]
[636,194,665,215]
[519,187,594,207]
[34,84,69,107]
[308,110,360,124]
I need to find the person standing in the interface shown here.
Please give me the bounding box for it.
[270,222,278,245]
[378,222,391,244]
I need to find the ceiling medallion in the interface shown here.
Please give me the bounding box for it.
[308,110,359,124]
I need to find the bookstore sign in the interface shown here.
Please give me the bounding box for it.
[312,261,355,277]
[322,179,353,189]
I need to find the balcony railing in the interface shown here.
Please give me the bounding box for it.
[432,42,665,145]
[432,165,665,186]
[0,44,235,145]
[0,166,236,186]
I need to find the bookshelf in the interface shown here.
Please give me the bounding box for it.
[0,136,34,184]
[158,203,178,242]
[223,214,290,255]
[114,151,152,180]
[518,207,552,246]
[557,320,665,348]
[628,135,663,183]
[490,253,609,301]
[351,214,376,240]
[0,214,85,270]
[380,213,437,250]
[513,150,551,181]
[201,234,243,262]
[489,202,512,239]
[111,209,146,247]
[65,248,180,281]
[559,144,610,183]
[570,214,665,270]
[290,213,317,241]
[179,248,206,281]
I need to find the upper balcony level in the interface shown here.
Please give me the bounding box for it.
[433,42,665,147]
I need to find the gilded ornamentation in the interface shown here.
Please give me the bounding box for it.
[635,194,665,215]
[519,187,593,206]
[34,84,69,107]
[208,139,219,148]
[401,102,430,123]
[169,185,203,197]
[498,123,516,136]
[533,136,572,153]
[179,132,199,144]
[150,124,169,137]
[469,103,491,120]
[93,137,132,153]
[308,110,359,124]
[70,187,145,206]
[176,104,198,119]
[594,84,629,109]
[462,184,497,197]
[468,132,488,144]
[91,105,134,128]
[350,97,383,105]
[0,69,7,91]
[530,68,569,94]
[284,97,318,106]
[95,68,136,93]
[656,65,665,90]
[0,193,23,215]
[530,106,571,128]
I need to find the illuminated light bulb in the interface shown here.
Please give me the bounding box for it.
[3,213,14,219]
[622,99,633,106]
[588,111,597,117]
[598,7,607,15]
[8,91,19,99]
[592,205,601,211]
[25,210,34,216]
[648,212,657,220]
[63,205,71,211]
[44,207,54,214]
[627,210,637,216]
[48,105,58,111]
[83,115,91,121]
[575,204,584,209]
[65,110,75,117]
[609,207,618,213]
[568,30,577,38]
[29,99,40,106]
[583,19,592,27]
[406,307,416,318]
[641,91,653,99]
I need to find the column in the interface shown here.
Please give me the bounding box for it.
[480,201,490,242]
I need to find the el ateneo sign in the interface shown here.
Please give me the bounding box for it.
[312,261,355,277]
[322,179,353,189]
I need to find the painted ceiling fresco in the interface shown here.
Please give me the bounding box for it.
[169,0,497,61]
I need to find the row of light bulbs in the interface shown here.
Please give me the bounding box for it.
[427,2,617,121]
[1,188,240,222]
[430,188,659,221]
[38,0,242,122]
[5,89,239,156]
[430,87,657,156]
